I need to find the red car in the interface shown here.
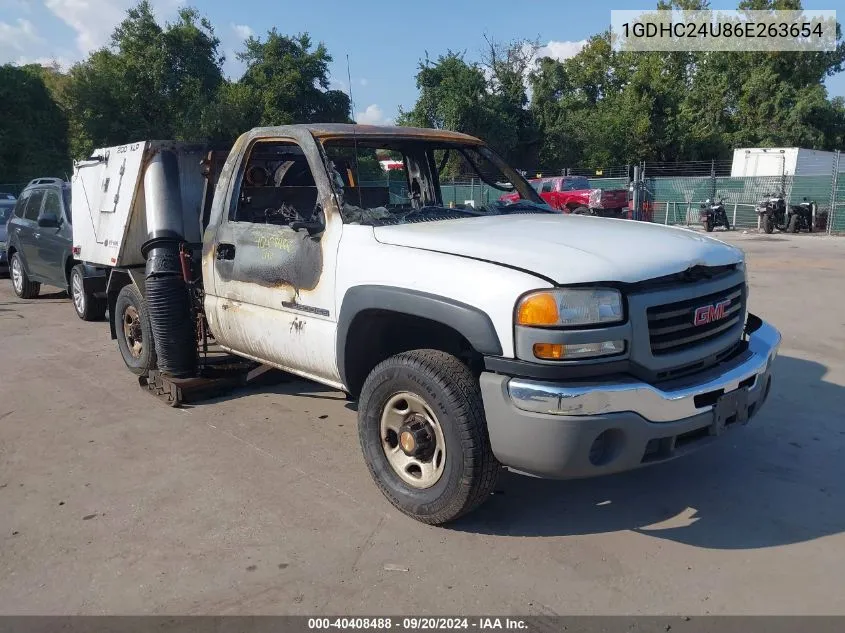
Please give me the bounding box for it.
[500,176,630,218]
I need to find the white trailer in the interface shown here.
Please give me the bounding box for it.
[730,147,841,177]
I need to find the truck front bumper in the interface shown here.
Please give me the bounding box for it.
[480,317,781,479]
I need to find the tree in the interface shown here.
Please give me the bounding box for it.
[237,30,350,126]
[0,64,70,182]
[63,1,224,157]
[398,44,540,169]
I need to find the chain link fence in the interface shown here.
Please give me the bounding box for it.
[7,153,844,233]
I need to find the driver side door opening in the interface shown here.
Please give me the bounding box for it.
[208,137,341,383]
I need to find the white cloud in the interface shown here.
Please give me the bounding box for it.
[0,18,40,52]
[42,0,179,57]
[536,39,588,62]
[355,104,392,126]
[231,23,253,40]
[44,0,126,54]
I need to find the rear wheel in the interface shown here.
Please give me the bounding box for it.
[10,252,40,299]
[70,265,106,321]
[115,283,157,376]
[358,349,499,525]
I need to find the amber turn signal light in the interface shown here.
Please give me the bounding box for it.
[533,343,565,359]
[517,293,559,326]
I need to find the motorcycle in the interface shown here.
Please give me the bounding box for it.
[787,198,815,233]
[699,196,730,232]
[756,193,787,234]
[756,193,815,234]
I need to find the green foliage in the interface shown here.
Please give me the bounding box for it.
[403,1,844,169]
[62,1,225,156]
[0,64,70,182]
[2,0,844,182]
[1,0,351,174]
[237,30,350,126]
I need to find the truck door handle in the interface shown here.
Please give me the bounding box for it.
[34,233,40,239]
[216,243,236,260]
[15,228,21,234]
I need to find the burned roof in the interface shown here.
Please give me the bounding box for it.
[248,123,484,145]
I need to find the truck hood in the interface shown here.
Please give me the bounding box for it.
[373,214,743,284]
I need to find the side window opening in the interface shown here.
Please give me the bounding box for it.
[62,188,72,225]
[541,181,553,193]
[42,190,61,220]
[232,140,318,226]
[23,190,45,221]
[13,192,30,218]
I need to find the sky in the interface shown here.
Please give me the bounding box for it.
[1,0,843,126]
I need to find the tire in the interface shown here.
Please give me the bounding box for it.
[70,265,106,321]
[572,206,590,215]
[762,215,774,234]
[358,349,499,525]
[723,216,731,231]
[115,283,157,376]
[788,214,799,233]
[9,252,40,299]
[704,219,713,232]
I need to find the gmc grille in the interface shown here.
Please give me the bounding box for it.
[647,283,745,355]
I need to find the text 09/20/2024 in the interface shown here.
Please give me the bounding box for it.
[307,618,529,630]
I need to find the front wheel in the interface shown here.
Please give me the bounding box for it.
[762,215,774,234]
[358,349,499,525]
[723,216,731,231]
[572,206,590,215]
[10,252,40,299]
[704,218,713,232]
[70,265,107,321]
[114,283,157,376]
[788,214,799,233]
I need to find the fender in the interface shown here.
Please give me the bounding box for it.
[336,285,503,387]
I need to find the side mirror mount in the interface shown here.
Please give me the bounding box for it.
[38,213,59,228]
[291,203,325,236]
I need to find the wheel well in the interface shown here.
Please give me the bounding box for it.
[106,270,132,340]
[64,257,79,287]
[343,310,482,398]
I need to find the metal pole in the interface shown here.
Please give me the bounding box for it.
[733,203,737,227]
[632,165,641,221]
[711,159,716,201]
[829,150,839,235]
[664,201,670,225]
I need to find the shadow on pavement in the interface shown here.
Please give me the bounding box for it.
[453,354,845,549]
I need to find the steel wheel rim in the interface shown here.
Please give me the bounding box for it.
[379,391,446,489]
[123,305,143,359]
[72,273,85,314]
[11,257,23,294]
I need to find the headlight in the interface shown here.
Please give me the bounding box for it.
[516,288,624,327]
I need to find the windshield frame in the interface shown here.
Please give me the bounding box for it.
[318,136,544,225]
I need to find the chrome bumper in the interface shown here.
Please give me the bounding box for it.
[508,319,781,423]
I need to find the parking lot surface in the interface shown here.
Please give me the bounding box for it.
[1,231,844,615]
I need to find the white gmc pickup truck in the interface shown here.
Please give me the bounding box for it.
[71,124,781,524]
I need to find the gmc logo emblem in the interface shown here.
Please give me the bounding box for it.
[694,300,732,326]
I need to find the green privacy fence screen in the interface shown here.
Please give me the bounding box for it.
[6,170,842,233]
[369,174,844,233]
